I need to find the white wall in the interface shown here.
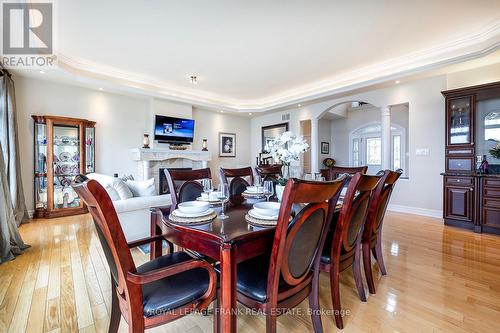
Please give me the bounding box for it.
[15,77,252,211]
[318,118,332,168]
[192,108,252,185]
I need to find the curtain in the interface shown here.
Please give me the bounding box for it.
[0,73,29,264]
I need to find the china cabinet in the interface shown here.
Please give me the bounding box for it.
[32,115,96,218]
[441,81,500,234]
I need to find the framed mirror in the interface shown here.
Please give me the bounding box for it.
[261,122,289,152]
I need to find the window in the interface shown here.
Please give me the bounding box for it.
[366,138,381,165]
[393,135,401,170]
[350,122,407,176]
[485,111,500,141]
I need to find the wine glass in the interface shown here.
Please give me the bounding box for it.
[202,178,212,199]
[263,180,274,202]
[217,183,230,219]
[254,174,262,187]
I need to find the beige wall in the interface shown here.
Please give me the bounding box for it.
[15,77,252,211]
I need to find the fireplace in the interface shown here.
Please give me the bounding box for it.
[158,167,192,195]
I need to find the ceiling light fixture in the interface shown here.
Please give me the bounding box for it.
[98,87,103,91]
[395,80,400,84]
[39,70,45,74]
[190,75,198,84]
[249,113,252,115]
[297,104,302,107]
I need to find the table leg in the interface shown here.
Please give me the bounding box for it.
[150,210,163,260]
[220,244,237,333]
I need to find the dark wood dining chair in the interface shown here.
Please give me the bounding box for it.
[216,177,347,333]
[320,172,380,329]
[72,177,217,333]
[219,167,254,205]
[164,168,212,210]
[324,165,368,180]
[255,164,282,181]
[362,169,402,294]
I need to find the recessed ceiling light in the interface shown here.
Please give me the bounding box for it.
[220,110,224,113]
[98,87,103,91]
[248,113,252,115]
[297,104,302,107]
[190,75,198,84]
[395,80,400,84]
[39,70,45,74]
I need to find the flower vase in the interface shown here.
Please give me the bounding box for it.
[275,184,285,202]
[282,164,290,179]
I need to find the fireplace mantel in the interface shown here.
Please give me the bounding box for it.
[130,148,211,192]
[130,148,211,162]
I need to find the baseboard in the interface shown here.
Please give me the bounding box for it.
[387,204,442,219]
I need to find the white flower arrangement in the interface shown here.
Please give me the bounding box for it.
[264,131,309,165]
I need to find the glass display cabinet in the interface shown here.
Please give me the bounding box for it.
[32,115,96,218]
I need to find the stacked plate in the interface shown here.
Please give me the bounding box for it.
[196,191,222,205]
[246,202,281,227]
[243,186,265,198]
[170,201,216,225]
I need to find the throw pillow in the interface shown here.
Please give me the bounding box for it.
[126,178,155,197]
[104,185,120,201]
[112,178,133,200]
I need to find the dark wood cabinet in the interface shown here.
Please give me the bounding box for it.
[442,81,500,235]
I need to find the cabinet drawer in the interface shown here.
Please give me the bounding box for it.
[484,198,500,208]
[484,187,500,198]
[446,148,474,155]
[483,207,500,229]
[446,157,474,172]
[484,178,500,188]
[445,176,473,187]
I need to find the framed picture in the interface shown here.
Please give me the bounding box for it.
[321,142,330,154]
[219,132,236,157]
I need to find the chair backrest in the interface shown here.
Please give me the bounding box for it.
[326,165,368,180]
[267,177,346,299]
[255,164,282,181]
[219,167,254,204]
[363,169,402,246]
[165,168,212,210]
[72,177,136,296]
[330,173,379,266]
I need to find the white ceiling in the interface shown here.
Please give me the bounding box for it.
[26,1,500,111]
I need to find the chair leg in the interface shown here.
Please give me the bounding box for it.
[374,239,387,276]
[309,270,323,333]
[108,283,121,333]
[352,244,367,302]
[266,311,278,333]
[363,243,376,294]
[329,267,344,329]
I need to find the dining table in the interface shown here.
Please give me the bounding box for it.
[152,200,276,333]
[151,196,342,333]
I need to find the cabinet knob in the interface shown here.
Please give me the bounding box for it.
[456,179,461,182]
[470,188,473,191]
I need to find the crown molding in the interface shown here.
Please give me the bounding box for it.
[55,19,500,113]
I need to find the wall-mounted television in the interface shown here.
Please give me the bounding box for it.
[154,115,195,144]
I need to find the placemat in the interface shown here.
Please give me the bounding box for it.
[245,214,278,227]
[196,197,222,206]
[169,210,217,225]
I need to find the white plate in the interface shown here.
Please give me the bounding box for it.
[172,208,214,218]
[253,201,281,217]
[248,209,278,221]
[178,201,210,214]
[246,186,263,194]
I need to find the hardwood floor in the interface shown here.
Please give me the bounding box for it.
[1,212,499,332]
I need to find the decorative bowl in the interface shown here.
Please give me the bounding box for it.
[178,201,210,214]
[253,202,280,217]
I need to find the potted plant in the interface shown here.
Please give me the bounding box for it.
[490,142,500,160]
[264,131,309,201]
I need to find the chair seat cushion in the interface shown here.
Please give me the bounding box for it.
[215,255,287,303]
[137,252,210,317]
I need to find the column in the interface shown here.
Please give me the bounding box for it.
[381,106,391,170]
[310,117,319,174]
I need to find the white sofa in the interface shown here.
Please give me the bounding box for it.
[86,173,171,241]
